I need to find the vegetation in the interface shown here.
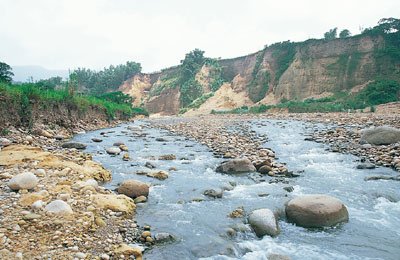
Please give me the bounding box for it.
[70,61,142,94]
[339,29,351,38]
[271,41,297,84]
[213,79,400,114]
[0,62,14,83]
[247,48,270,103]
[324,28,338,40]
[179,92,214,114]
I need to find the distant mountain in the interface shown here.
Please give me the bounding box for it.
[12,65,69,82]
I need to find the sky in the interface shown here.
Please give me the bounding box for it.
[0,0,399,73]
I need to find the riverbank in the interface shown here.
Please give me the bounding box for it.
[0,119,145,259]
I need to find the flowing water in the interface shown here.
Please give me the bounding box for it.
[73,119,400,260]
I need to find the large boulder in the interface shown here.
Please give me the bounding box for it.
[106,147,121,155]
[92,194,136,214]
[360,126,400,145]
[248,209,280,237]
[8,172,38,190]
[61,142,87,150]
[285,194,349,228]
[45,200,73,215]
[216,158,256,174]
[117,180,149,199]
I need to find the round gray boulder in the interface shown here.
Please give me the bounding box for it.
[45,200,73,215]
[285,194,349,228]
[248,208,280,237]
[216,158,256,174]
[8,172,38,190]
[61,142,87,149]
[360,126,400,145]
[106,147,121,155]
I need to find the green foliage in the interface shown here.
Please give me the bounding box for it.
[0,82,148,124]
[96,91,133,105]
[36,76,64,90]
[0,61,14,83]
[180,49,206,82]
[205,58,225,92]
[355,79,400,106]
[70,61,142,94]
[179,92,214,114]
[180,78,203,107]
[339,29,351,38]
[271,41,297,84]
[324,27,338,40]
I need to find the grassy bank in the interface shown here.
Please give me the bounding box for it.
[0,83,148,128]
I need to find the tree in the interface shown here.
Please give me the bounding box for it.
[0,61,14,83]
[324,27,338,40]
[180,49,205,81]
[339,29,351,38]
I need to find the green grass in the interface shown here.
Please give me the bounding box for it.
[0,83,148,124]
[179,92,214,114]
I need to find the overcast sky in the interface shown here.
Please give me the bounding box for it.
[1,0,399,73]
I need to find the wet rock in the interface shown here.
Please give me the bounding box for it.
[228,207,245,218]
[360,126,400,145]
[203,188,223,198]
[134,195,147,204]
[356,162,376,169]
[113,243,142,259]
[122,153,130,161]
[0,138,12,146]
[113,141,125,146]
[155,137,167,142]
[159,154,176,160]
[248,208,280,237]
[8,172,38,190]
[216,158,256,174]
[364,175,400,181]
[283,186,294,192]
[119,144,129,151]
[61,142,87,149]
[147,171,169,180]
[45,200,73,215]
[106,147,121,155]
[268,253,291,260]
[258,165,273,174]
[154,232,175,244]
[145,161,156,169]
[117,179,149,198]
[92,194,136,214]
[285,194,349,228]
[54,135,66,140]
[91,138,103,142]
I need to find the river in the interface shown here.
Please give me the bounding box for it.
[72,119,400,260]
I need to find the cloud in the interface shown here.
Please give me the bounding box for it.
[0,0,399,72]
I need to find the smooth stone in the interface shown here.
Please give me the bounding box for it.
[146,171,169,180]
[92,138,103,142]
[360,126,400,145]
[45,200,73,215]
[285,194,349,228]
[154,232,175,243]
[203,189,223,199]
[248,208,280,237]
[216,158,256,174]
[106,147,121,155]
[61,142,87,149]
[117,180,149,199]
[8,172,38,190]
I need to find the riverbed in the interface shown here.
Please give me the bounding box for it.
[73,118,400,260]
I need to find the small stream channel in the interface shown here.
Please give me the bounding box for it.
[73,119,400,260]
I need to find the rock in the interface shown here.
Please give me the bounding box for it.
[248,209,280,237]
[159,154,176,160]
[356,162,376,169]
[61,142,87,150]
[283,186,294,192]
[22,213,41,220]
[45,200,73,215]
[35,168,46,177]
[100,254,110,260]
[134,196,147,204]
[75,252,86,259]
[258,165,273,174]
[145,162,156,169]
[364,175,400,181]
[228,207,245,218]
[92,194,136,214]
[95,216,106,227]
[113,141,125,146]
[54,135,66,140]
[117,180,149,198]
[360,126,400,145]
[147,171,169,180]
[141,231,151,238]
[154,232,175,244]
[268,253,291,260]
[285,194,349,228]
[113,243,142,259]
[39,129,53,138]
[8,172,39,190]
[31,200,44,210]
[92,137,103,142]
[216,158,256,174]
[122,153,130,161]
[0,138,12,146]
[203,189,223,198]
[119,145,129,151]
[106,147,121,155]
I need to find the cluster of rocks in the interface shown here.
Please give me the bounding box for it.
[150,117,289,177]
[0,122,148,259]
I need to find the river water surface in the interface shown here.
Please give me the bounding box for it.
[73,119,400,260]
